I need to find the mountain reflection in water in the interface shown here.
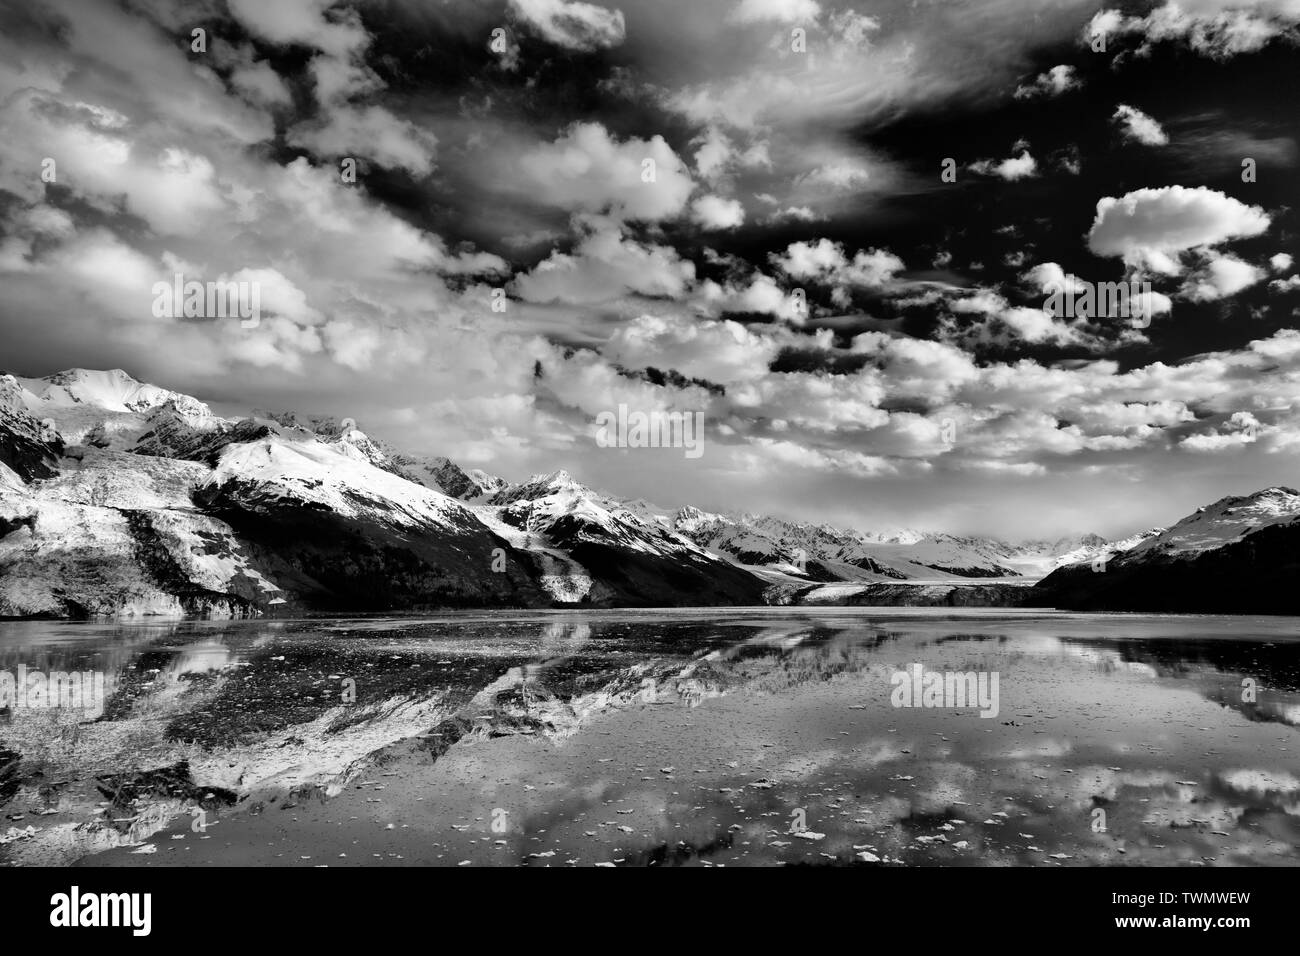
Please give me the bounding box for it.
[0,608,1295,867]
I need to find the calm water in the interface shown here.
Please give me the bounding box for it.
[1,608,1297,866]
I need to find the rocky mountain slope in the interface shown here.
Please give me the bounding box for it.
[484,472,763,606]
[0,370,757,617]
[1032,488,1300,613]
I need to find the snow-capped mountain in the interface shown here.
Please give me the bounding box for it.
[248,412,509,502]
[1033,487,1300,613]
[665,508,1127,582]
[0,370,761,617]
[2,369,1292,618]
[25,367,209,418]
[995,530,1164,576]
[670,507,804,569]
[400,456,508,501]
[482,471,765,605]
[1124,487,1300,558]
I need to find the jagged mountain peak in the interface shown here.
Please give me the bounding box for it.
[28,367,210,417]
[532,468,579,488]
[252,409,307,430]
[673,504,730,528]
[394,454,508,501]
[491,468,591,505]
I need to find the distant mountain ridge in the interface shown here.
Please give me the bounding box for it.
[1,369,1293,617]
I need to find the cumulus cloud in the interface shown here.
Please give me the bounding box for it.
[515,122,695,222]
[1086,3,1300,59]
[771,239,904,287]
[1014,65,1081,99]
[1180,251,1266,301]
[288,105,439,176]
[228,0,440,180]
[229,268,323,325]
[1021,262,1089,295]
[998,307,1091,346]
[696,273,804,321]
[1181,411,1261,451]
[1020,262,1174,323]
[691,194,746,230]
[509,0,626,51]
[728,0,822,25]
[940,291,1109,350]
[1087,186,1271,268]
[511,218,695,304]
[606,312,785,383]
[969,149,1038,180]
[230,61,295,108]
[1112,104,1169,146]
[3,98,228,236]
[227,0,370,59]
[693,126,734,180]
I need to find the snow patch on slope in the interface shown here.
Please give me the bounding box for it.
[471,504,594,602]
[204,437,474,531]
[1126,487,1300,558]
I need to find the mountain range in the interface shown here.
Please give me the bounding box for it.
[1,369,1295,617]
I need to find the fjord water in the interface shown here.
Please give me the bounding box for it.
[2,608,1297,867]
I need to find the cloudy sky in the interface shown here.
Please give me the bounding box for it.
[2,0,1299,538]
